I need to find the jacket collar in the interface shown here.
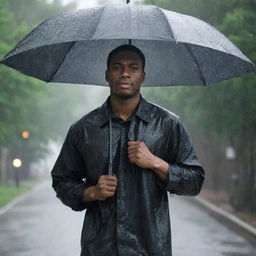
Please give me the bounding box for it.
[95,95,151,127]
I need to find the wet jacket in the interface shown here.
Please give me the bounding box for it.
[51,96,205,256]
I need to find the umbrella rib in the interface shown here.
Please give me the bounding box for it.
[91,6,106,40]
[158,8,177,42]
[185,44,208,86]
[48,42,75,82]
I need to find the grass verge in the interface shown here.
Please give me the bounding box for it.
[0,178,46,208]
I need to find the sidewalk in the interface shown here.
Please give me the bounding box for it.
[188,194,256,245]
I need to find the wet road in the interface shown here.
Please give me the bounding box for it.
[0,181,255,256]
[169,195,256,256]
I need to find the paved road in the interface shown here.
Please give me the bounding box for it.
[169,195,256,256]
[0,181,255,256]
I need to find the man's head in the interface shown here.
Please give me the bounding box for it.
[105,45,145,100]
[107,45,145,71]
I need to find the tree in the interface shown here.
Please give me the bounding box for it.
[0,0,78,183]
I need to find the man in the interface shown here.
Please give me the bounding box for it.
[51,44,205,256]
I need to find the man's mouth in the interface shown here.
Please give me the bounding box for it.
[118,80,133,87]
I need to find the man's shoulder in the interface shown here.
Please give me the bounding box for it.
[73,106,105,126]
[144,98,180,123]
[72,105,106,130]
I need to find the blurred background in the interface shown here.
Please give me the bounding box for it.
[0,0,255,246]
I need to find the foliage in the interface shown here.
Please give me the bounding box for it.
[0,184,31,207]
[0,177,43,207]
[0,0,76,179]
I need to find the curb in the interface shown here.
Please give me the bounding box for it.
[188,196,256,245]
[0,180,50,216]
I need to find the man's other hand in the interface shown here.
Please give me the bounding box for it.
[128,141,156,169]
[128,141,169,183]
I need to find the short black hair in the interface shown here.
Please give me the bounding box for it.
[107,44,145,70]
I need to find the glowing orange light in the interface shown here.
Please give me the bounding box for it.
[21,131,30,139]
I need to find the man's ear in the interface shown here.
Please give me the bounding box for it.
[142,71,145,83]
[105,70,109,82]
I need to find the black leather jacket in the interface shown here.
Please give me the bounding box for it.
[51,96,205,256]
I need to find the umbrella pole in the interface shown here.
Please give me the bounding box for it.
[108,108,113,176]
[126,0,130,3]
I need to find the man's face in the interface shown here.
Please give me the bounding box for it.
[105,50,145,100]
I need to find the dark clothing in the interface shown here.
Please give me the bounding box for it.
[51,97,205,256]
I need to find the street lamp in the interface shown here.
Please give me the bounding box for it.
[12,158,22,168]
[225,146,236,160]
[225,146,238,189]
[11,131,30,186]
[12,158,22,187]
[21,131,30,140]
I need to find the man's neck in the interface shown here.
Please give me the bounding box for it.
[110,94,140,121]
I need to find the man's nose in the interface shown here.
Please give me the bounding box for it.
[120,67,130,78]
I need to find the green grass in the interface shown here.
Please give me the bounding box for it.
[0,178,45,207]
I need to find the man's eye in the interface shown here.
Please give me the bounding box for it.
[112,65,121,70]
[131,66,138,71]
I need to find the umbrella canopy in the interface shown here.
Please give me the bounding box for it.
[1,4,255,86]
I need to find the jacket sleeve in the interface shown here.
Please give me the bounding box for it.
[51,125,93,211]
[164,118,205,196]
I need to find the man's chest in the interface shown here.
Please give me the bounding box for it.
[81,119,168,183]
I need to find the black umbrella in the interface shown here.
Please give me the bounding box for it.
[1,3,255,86]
